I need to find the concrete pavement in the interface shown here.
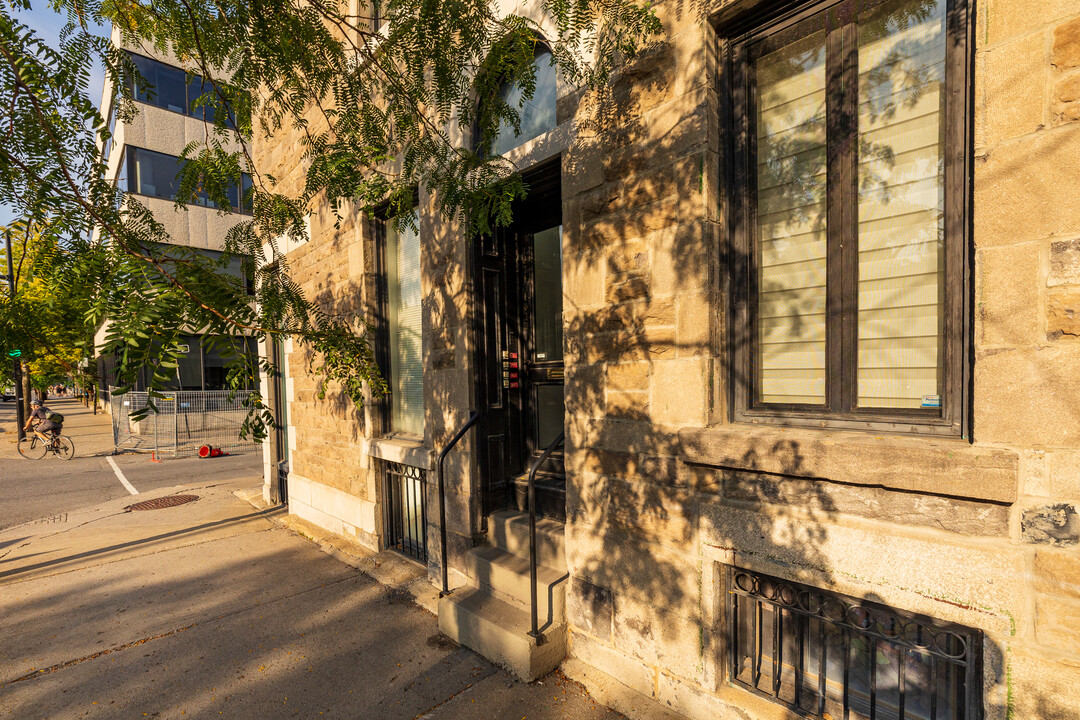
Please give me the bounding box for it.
[0,475,638,719]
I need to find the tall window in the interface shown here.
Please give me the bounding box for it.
[490,45,558,156]
[381,210,424,436]
[729,0,969,435]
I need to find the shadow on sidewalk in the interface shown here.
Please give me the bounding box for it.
[0,505,285,580]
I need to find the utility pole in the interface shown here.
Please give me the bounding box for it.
[4,229,26,440]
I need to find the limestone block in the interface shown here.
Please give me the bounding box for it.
[650,357,708,425]
[1023,448,1052,496]
[974,345,1080,446]
[1047,238,1080,284]
[675,292,711,358]
[576,447,680,487]
[566,470,609,528]
[569,631,656,699]
[698,502,1024,633]
[606,362,649,392]
[974,124,1080,246]
[977,244,1040,345]
[1047,287,1080,338]
[983,33,1047,144]
[1021,502,1080,545]
[1047,450,1080,498]
[604,477,697,548]
[720,471,1011,536]
[613,592,704,682]
[1034,547,1080,598]
[606,390,649,420]
[1035,593,1080,654]
[564,363,604,420]
[1053,16,1080,69]
[652,221,710,297]
[607,274,651,304]
[1053,72,1080,125]
[567,576,614,641]
[1007,644,1080,720]
[565,522,701,621]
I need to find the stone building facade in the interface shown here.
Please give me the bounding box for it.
[258,1,1080,718]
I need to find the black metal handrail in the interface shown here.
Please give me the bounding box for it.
[437,411,480,597]
[527,430,565,640]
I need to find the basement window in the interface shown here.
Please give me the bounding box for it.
[727,566,982,720]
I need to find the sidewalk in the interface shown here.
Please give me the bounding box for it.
[0,396,116,460]
[0,477,667,720]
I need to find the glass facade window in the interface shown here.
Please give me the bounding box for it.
[383,210,424,436]
[129,52,234,122]
[122,146,253,213]
[491,46,558,156]
[730,0,969,434]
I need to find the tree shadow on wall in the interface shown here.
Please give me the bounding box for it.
[556,3,1010,718]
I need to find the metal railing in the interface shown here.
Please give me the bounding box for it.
[527,430,564,640]
[437,411,479,597]
[110,388,262,457]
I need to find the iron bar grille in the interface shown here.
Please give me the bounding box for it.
[727,567,982,720]
[384,462,428,563]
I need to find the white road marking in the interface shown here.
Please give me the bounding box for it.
[106,456,139,495]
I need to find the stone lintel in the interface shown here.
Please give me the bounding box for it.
[678,426,1019,504]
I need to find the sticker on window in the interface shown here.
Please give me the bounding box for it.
[537,352,547,360]
[921,395,942,408]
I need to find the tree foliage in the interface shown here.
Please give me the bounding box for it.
[0,0,661,435]
[0,222,93,390]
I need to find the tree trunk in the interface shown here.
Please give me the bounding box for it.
[20,363,31,417]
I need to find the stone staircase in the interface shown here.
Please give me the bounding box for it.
[437,510,569,680]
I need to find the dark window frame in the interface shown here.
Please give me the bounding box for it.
[723,0,973,437]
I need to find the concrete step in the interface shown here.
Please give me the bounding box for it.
[438,586,567,681]
[464,545,567,626]
[487,510,567,573]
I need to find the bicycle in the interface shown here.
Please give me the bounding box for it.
[17,431,75,460]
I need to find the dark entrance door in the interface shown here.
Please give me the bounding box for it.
[476,162,565,522]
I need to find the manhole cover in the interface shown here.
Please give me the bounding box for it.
[125,495,199,511]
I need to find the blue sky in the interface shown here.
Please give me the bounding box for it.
[2,2,109,227]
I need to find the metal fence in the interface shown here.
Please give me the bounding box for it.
[110,388,263,458]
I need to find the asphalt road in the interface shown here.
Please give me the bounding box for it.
[0,400,263,531]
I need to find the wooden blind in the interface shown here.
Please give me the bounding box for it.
[856,0,946,409]
[755,30,829,405]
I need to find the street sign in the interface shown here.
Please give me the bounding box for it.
[7,349,20,358]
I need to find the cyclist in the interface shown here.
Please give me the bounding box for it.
[23,399,61,445]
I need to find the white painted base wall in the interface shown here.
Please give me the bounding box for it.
[287,474,379,550]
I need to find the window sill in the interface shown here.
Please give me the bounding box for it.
[363,435,431,470]
[677,425,1018,504]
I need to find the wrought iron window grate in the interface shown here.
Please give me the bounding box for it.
[384,462,428,563]
[728,567,982,720]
